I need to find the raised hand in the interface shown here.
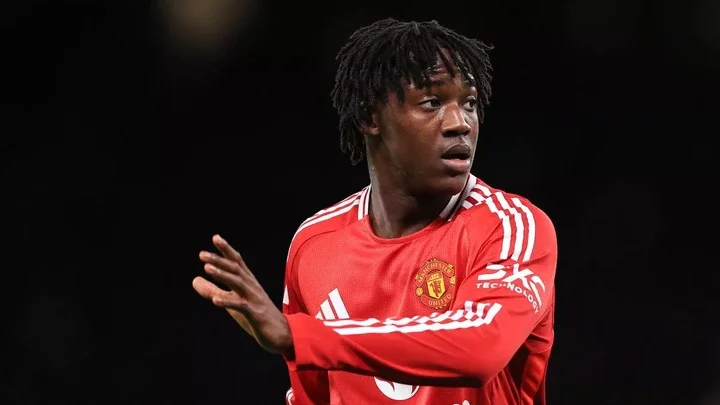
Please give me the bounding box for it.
[193,235,292,354]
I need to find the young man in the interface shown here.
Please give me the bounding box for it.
[194,18,557,405]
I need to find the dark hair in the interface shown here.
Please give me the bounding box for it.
[331,18,494,165]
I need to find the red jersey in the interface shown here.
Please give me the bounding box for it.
[282,174,557,405]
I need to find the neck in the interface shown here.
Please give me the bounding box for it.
[366,165,453,239]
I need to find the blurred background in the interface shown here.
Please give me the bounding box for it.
[2,0,719,404]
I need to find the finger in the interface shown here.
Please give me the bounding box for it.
[192,276,225,300]
[212,234,246,266]
[193,277,247,308]
[212,296,249,313]
[192,276,240,302]
[199,251,244,276]
[204,263,247,293]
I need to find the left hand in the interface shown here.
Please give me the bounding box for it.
[193,234,293,355]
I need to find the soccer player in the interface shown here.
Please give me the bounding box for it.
[194,18,557,405]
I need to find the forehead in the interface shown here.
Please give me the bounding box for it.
[405,50,475,90]
[404,66,476,91]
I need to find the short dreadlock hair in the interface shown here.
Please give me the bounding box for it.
[331,18,494,165]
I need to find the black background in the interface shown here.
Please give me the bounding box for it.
[3,1,719,404]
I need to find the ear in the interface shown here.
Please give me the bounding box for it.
[358,110,380,136]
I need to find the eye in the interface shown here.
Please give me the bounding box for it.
[420,98,442,109]
[463,97,478,111]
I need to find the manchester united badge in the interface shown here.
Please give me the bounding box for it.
[414,258,456,309]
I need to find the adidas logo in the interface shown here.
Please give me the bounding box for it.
[315,288,349,320]
[314,288,422,401]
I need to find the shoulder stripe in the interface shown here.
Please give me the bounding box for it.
[511,197,536,263]
[459,183,536,262]
[443,174,476,221]
[289,186,370,253]
[293,198,360,240]
[300,190,362,227]
[286,187,369,263]
[357,186,371,220]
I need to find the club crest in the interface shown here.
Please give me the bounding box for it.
[414,258,456,309]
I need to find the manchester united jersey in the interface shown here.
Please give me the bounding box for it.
[282,174,557,405]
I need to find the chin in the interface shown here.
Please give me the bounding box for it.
[426,173,469,196]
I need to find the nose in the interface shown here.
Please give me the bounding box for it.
[440,104,471,137]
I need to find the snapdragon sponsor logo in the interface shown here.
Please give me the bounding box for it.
[476,263,546,313]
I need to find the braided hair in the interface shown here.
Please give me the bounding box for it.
[331,18,493,164]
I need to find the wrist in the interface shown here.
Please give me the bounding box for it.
[279,315,296,360]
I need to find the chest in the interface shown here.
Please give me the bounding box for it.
[295,227,471,321]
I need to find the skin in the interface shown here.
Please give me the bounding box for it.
[363,61,479,238]
[193,55,481,356]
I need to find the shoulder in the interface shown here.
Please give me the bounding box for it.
[454,177,556,258]
[286,185,371,264]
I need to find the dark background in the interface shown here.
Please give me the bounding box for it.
[3,1,719,404]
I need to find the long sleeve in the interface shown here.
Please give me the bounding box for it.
[284,205,557,388]
[282,252,330,405]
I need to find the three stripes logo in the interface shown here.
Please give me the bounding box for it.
[314,288,349,320]
[314,288,421,401]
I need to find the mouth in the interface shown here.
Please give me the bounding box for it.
[440,143,473,173]
[441,152,471,160]
[441,144,472,161]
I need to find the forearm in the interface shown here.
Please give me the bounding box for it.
[285,301,510,387]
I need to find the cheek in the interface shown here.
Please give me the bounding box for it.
[381,110,438,166]
[466,114,480,139]
[388,118,429,152]
[469,124,479,140]
[465,110,480,125]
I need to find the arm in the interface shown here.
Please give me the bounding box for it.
[282,254,330,404]
[284,205,557,388]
